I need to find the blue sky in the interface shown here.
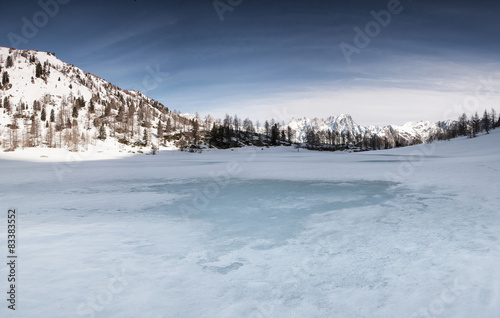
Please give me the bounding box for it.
[1,0,500,125]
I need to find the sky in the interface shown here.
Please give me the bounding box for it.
[1,0,500,126]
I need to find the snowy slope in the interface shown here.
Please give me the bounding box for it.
[0,47,161,115]
[0,47,189,154]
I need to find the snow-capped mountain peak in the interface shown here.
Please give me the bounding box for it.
[285,114,446,146]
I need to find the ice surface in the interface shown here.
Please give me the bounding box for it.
[0,131,499,317]
[153,179,399,241]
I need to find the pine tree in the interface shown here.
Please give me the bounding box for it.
[50,109,55,122]
[271,124,279,145]
[482,110,490,134]
[5,55,13,68]
[3,97,10,112]
[89,100,95,113]
[32,100,41,111]
[76,96,85,108]
[157,120,163,140]
[192,120,199,144]
[209,123,218,147]
[35,62,43,78]
[166,118,172,133]
[41,108,46,121]
[458,113,468,136]
[143,128,148,145]
[472,112,480,137]
[9,120,19,149]
[98,123,106,140]
[491,108,497,129]
[2,71,9,86]
[306,129,318,149]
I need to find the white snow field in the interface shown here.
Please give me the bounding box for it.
[0,130,499,318]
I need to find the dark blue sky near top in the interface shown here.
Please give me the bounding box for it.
[1,0,500,125]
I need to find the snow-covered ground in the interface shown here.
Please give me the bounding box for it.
[0,130,499,317]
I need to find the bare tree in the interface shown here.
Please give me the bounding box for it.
[72,119,79,151]
[30,114,40,146]
[46,123,54,147]
[9,117,19,150]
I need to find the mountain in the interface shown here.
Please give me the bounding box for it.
[285,114,447,147]
[0,46,197,153]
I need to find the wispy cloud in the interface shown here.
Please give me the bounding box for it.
[72,20,176,60]
[2,0,499,125]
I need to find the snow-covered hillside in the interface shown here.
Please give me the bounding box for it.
[0,46,195,153]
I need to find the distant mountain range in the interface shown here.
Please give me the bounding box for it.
[286,114,447,145]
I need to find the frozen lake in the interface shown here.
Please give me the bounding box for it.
[151,179,399,241]
[0,131,499,317]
